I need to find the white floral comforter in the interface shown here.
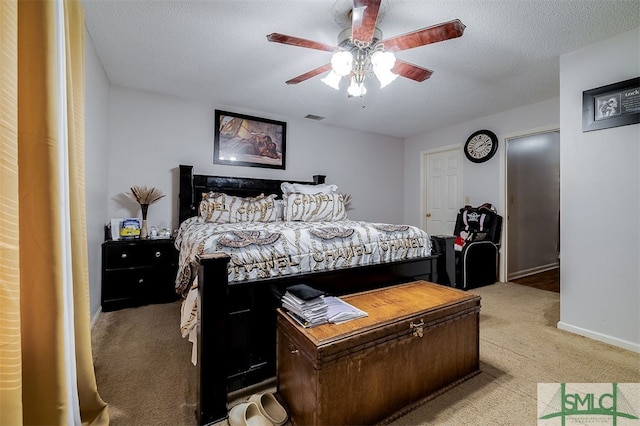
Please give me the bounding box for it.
[174,217,432,296]
[175,217,432,364]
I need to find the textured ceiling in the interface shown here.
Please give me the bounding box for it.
[82,0,640,138]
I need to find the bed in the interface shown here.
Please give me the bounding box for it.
[175,165,442,425]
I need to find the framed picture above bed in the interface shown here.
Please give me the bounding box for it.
[214,109,286,169]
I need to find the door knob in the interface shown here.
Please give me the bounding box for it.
[425,213,432,217]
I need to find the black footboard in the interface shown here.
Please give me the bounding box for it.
[195,253,440,425]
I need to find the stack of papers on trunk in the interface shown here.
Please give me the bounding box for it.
[281,284,368,327]
[325,296,368,324]
[281,291,328,328]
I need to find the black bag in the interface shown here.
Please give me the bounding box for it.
[285,284,325,301]
[453,203,501,246]
[453,203,503,289]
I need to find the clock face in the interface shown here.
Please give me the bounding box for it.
[464,130,498,163]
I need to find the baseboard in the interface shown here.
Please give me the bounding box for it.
[557,321,640,353]
[508,263,559,281]
[90,306,102,330]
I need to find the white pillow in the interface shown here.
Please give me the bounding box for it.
[283,193,348,222]
[281,182,338,195]
[274,199,285,221]
[199,192,278,223]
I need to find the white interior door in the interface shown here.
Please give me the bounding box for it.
[422,148,463,236]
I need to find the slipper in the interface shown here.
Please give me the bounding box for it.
[248,392,288,426]
[228,401,273,426]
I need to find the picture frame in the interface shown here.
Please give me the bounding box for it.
[214,110,286,169]
[582,77,640,132]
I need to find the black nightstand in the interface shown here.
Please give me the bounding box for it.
[101,238,179,311]
[431,235,456,288]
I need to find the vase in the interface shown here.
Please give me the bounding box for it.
[140,219,148,239]
[140,204,149,239]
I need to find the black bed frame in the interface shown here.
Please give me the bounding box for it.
[177,165,441,425]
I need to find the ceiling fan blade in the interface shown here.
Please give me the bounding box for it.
[392,60,433,82]
[285,63,332,85]
[381,19,466,52]
[267,33,336,52]
[351,0,381,47]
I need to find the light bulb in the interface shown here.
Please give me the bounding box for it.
[371,50,396,70]
[321,70,342,90]
[374,68,399,88]
[331,51,353,76]
[347,80,367,97]
[371,50,398,88]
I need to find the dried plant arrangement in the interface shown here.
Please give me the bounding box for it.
[126,186,165,238]
[127,186,165,207]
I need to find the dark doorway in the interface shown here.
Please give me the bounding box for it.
[506,130,560,286]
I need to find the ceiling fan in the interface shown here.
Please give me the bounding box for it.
[266,0,465,97]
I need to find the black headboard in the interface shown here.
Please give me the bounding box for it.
[178,165,326,223]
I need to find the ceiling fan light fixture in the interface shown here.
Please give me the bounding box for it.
[371,50,395,69]
[375,67,398,88]
[371,49,397,88]
[321,70,343,90]
[330,50,353,76]
[347,79,367,97]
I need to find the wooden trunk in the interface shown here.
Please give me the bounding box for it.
[276,281,481,426]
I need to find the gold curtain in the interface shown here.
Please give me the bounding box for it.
[1,0,108,424]
[0,0,22,422]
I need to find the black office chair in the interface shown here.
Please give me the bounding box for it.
[453,204,503,290]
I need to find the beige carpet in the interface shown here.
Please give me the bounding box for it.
[91,282,640,425]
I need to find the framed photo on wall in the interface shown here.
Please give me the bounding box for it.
[582,77,640,132]
[213,110,286,169]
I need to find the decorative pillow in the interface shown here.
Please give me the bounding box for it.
[283,193,348,222]
[274,199,285,221]
[199,192,228,222]
[281,182,338,195]
[199,192,278,223]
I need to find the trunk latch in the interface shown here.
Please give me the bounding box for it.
[410,320,425,338]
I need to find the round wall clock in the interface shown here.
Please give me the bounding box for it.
[464,130,499,163]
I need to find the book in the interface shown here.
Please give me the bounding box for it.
[285,310,327,328]
[281,285,368,327]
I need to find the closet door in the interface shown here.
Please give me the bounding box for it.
[423,148,463,236]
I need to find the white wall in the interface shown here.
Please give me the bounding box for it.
[403,97,560,227]
[106,86,406,230]
[558,27,639,351]
[84,29,110,318]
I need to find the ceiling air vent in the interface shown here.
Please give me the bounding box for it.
[305,114,325,121]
